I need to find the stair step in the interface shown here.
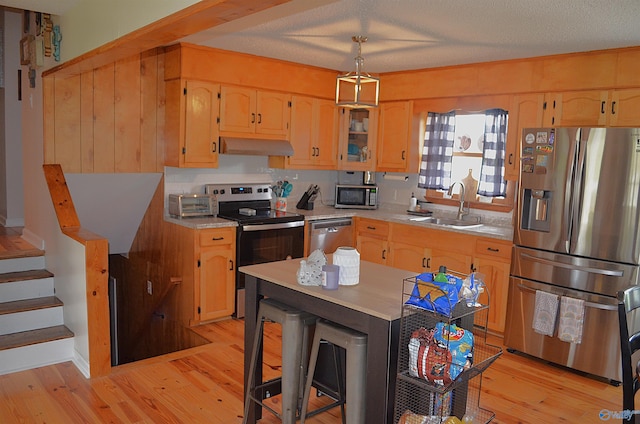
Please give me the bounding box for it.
[0,296,63,315]
[0,325,74,351]
[0,269,53,284]
[0,297,64,335]
[0,270,55,302]
[0,256,46,273]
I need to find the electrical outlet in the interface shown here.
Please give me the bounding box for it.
[147,280,153,295]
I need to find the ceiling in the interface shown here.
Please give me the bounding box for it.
[4,0,640,74]
[182,0,640,73]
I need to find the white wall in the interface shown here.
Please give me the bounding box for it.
[0,10,24,227]
[18,11,92,376]
[59,0,199,61]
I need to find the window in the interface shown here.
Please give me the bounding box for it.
[418,109,514,211]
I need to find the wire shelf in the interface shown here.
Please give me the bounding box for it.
[394,271,502,423]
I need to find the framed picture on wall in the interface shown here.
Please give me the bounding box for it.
[20,34,34,66]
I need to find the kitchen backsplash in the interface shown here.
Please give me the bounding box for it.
[164,155,512,225]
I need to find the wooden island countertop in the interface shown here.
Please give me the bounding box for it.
[240,257,416,321]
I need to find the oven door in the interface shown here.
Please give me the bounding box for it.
[235,221,305,317]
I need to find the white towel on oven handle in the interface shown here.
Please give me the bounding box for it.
[558,296,585,344]
[532,290,559,336]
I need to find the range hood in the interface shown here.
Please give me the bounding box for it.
[219,136,294,156]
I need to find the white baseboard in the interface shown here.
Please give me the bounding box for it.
[72,349,91,378]
[21,228,45,250]
[3,217,25,227]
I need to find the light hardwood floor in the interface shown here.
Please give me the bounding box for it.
[0,227,624,423]
[0,316,624,424]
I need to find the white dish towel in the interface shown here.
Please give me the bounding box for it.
[558,296,585,344]
[532,290,559,336]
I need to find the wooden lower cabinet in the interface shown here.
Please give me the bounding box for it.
[388,241,429,273]
[473,238,512,334]
[367,220,512,334]
[195,227,236,322]
[355,217,389,264]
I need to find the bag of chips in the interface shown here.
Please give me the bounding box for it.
[433,322,474,381]
[405,271,463,316]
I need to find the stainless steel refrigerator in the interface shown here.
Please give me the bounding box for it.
[505,127,640,382]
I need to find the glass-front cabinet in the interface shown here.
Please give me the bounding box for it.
[338,107,378,171]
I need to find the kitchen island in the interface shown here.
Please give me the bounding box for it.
[240,257,416,424]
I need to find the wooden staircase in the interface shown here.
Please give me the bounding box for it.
[0,247,75,375]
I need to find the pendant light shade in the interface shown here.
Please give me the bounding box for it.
[336,36,379,108]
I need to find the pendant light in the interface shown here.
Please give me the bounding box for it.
[335,36,379,108]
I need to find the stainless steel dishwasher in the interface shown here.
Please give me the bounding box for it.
[309,217,353,254]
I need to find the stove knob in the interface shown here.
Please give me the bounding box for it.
[212,189,219,194]
[220,189,225,195]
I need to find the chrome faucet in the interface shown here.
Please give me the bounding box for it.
[448,181,468,220]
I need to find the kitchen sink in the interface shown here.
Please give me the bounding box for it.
[409,216,483,228]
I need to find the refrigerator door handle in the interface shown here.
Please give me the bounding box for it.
[521,252,625,277]
[516,284,617,311]
[570,130,588,249]
[564,130,581,251]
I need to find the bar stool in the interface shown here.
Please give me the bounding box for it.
[300,319,368,424]
[243,298,317,424]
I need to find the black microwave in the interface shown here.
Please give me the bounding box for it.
[334,184,378,209]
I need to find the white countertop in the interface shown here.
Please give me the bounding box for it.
[165,203,513,241]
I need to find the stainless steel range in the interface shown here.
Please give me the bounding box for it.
[205,183,305,318]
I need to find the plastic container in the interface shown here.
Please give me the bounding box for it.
[434,265,448,283]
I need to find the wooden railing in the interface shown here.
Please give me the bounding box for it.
[43,164,111,377]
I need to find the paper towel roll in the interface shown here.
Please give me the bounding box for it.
[333,247,360,285]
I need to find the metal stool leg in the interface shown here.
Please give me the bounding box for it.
[243,299,316,424]
[300,320,367,424]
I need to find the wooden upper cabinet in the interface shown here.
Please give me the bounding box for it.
[542,88,640,127]
[607,88,640,126]
[377,101,414,172]
[219,86,255,133]
[505,93,545,180]
[281,96,338,169]
[338,107,379,171]
[219,85,291,137]
[315,99,340,167]
[165,79,220,168]
[543,90,608,127]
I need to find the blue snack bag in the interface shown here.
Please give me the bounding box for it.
[433,322,474,381]
[405,271,463,316]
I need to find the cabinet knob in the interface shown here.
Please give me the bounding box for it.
[251,113,256,124]
[229,260,234,271]
[611,101,617,115]
[601,101,606,115]
[257,113,262,124]
[212,237,224,241]
[382,249,386,260]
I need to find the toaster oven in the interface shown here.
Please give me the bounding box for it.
[168,194,218,218]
